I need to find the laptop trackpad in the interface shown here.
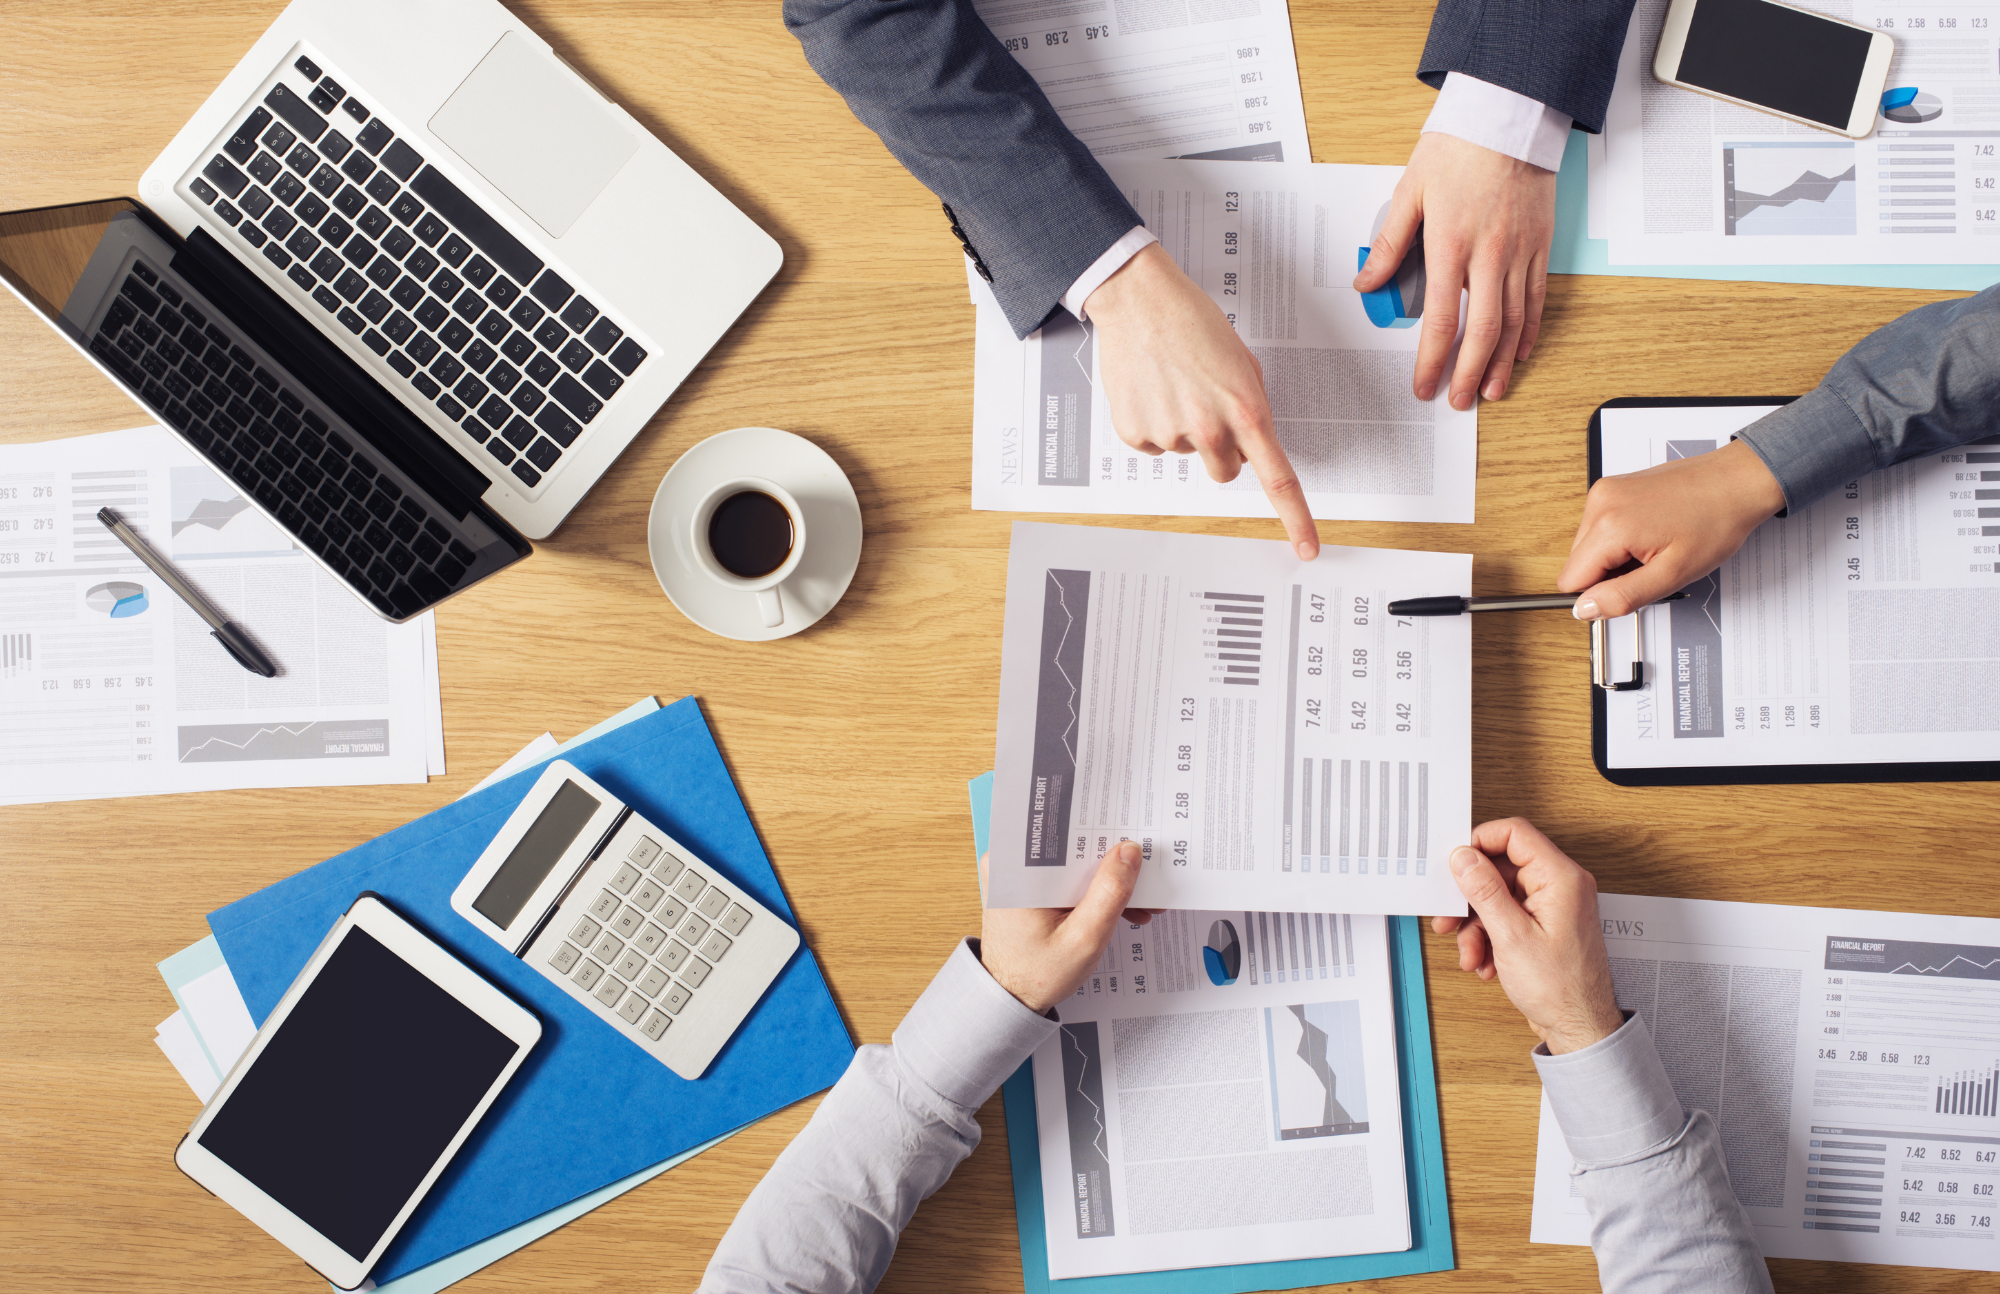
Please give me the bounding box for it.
[429,32,638,240]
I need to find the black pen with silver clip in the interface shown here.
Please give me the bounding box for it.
[96,507,278,677]
[1386,591,1688,616]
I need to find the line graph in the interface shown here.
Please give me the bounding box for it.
[177,719,389,763]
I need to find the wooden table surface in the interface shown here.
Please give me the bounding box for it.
[3,3,1995,1291]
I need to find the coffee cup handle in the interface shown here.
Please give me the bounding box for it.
[756,585,784,628]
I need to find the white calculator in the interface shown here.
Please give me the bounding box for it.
[450,760,799,1080]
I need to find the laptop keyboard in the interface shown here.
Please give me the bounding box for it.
[183,53,652,495]
[89,259,482,620]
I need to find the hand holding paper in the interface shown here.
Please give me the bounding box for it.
[977,843,1155,1014]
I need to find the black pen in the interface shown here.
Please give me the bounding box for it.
[96,507,278,677]
[1386,591,1689,616]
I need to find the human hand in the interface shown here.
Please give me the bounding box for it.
[1086,243,1319,560]
[1428,817,1623,1055]
[1352,132,1556,410]
[978,842,1157,1014]
[1558,439,1786,620]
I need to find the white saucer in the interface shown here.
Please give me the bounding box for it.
[648,428,863,641]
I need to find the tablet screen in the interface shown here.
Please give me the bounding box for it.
[197,925,519,1261]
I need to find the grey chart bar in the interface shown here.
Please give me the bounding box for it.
[1204,592,1264,602]
[1376,760,1390,875]
[1343,913,1355,976]
[1357,761,1371,875]
[1,632,29,675]
[1396,762,1410,876]
[1416,762,1429,875]
[1338,759,1352,874]
[1299,758,1313,874]
[1319,758,1333,873]
[1327,910,1342,977]
[1313,912,1329,979]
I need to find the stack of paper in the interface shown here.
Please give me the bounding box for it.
[0,425,443,805]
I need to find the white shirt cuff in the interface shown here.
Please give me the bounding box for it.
[1422,71,1572,173]
[1064,225,1159,321]
[1532,1013,1689,1165]
[892,938,1059,1110]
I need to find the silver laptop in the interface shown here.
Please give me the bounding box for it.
[0,0,778,621]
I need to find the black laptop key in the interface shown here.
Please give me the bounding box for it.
[436,392,466,420]
[526,352,560,386]
[386,514,420,552]
[295,192,329,227]
[287,263,316,293]
[413,298,448,331]
[252,366,278,391]
[368,555,399,586]
[214,199,243,227]
[260,206,295,240]
[361,329,390,356]
[407,564,451,604]
[452,288,485,323]
[500,331,535,365]
[120,276,162,316]
[510,459,542,488]
[366,255,398,289]
[272,174,306,206]
[476,311,509,346]
[286,142,318,175]
[309,163,343,198]
[385,192,424,228]
[510,383,545,416]
[297,458,326,491]
[430,268,465,302]
[238,222,269,249]
[224,107,272,162]
[462,257,496,292]
[248,387,278,418]
[265,84,327,141]
[507,296,543,332]
[484,437,513,464]
[305,76,338,113]
[386,350,416,377]
[529,269,572,310]
[248,151,281,185]
[478,395,511,429]
[559,296,598,332]
[581,360,623,402]
[253,450,284,478]
[462,416,491,444]
[462,340,496,374]
[201,374,231,407]
[262,121,297,157]
[532,317,566,352]
[454,374,490,408]
[320,214,353,246]
[104,299,138,334]
[357,290,391,324]
[322,511,351,546]
[336,306,366,335]
[413,213,447,247]
[317,129,351,165]
[333,269,367,302]
[343,95,370,124]
[534,402,584,446]
[406,332,440,364]
[584,317,622,354]
[209,439,238,471]
[190,177,219,205]
[430,352,465,386]
[383,311,415,344]
[273,408,302,436]
[203,155,249,198]
[389,276,424,309]
[365,490,398,523]
[502,416,538,450]
[188,389,216,421]
[486,362,519,395]
[331,185,366,219]
[526,437,564,472]
[270,437,300,468]
[382,227,414,260]
[483,275,521,311]
[439,318,473,352]
[344,533,373,565]
[285,228,321,261]
[255,481,286,511]
[557,338,592,373]
[381,139,424,183]
[342,234,375,269]
[353,117,391,156]
[358,205,391,239]
[294,54,322,80]
[230,457,260,491]
[409,167,544,283]
[164,371,193,402]
[309,249,343,281]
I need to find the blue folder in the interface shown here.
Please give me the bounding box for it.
[208,699,855,1284]
[969,773,1454,1293]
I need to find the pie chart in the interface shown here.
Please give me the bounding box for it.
[85,581,149,618]
[1204,918,1242,986]
[1883,88,1942,124]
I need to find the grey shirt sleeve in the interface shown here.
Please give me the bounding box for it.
[1534,1014,1772,1294]
[1738,284,2000,513]
[699,938,1056,1294]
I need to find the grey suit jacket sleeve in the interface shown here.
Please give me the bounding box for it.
[785,0,1142,339]
[1418,0,1639,132]
[1738,285,2000,513]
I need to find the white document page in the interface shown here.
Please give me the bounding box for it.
[1530,892,2000,1273]
[1601,0,2000,265]
[972,159,1477,524]
[1598,404,2000,769]
[973,0,1310,165]
[1033,907,1408,1277]
[154,1011,221,1103]
[0,426,433,803]
[987,522,1471,915]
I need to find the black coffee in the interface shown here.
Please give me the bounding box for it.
[707,490,795,578]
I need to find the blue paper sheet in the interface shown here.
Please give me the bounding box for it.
[1548,133,1998,293]
[968,773,1455,1292]
[208,699,855,1284]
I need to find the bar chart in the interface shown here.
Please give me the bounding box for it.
[1297,757,1430,876]
[1935,1063,1999,1118]
[1203,591,1264,686]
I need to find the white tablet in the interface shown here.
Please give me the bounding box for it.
[174,894,541,1290]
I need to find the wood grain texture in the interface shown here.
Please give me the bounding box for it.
[2,2,1996,1291]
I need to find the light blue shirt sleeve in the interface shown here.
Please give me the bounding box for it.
[699,938,1056,1294]
[1534,1014,1773,1294]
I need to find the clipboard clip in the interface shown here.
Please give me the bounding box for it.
[1590,616,1644,692]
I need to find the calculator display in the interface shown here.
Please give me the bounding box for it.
[472,780,602,928]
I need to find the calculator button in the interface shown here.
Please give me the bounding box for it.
[627,835,661,868]
[657,896,688,927]
[592,932,625,962]
[632,878,664,912]
[593,975,626,1008]
[672,871,707,904]
[547,941,582,973]
[568,916,601,946]
[635,922,668,957]
[680,955,712,988]
[640,1009,671,1041]
[587,889,620,921]
[572,959,605,990]
[660,939,691,972]
[615,948,647,981]
[610,862,642,894]
[617,992,648,1024]
[653,852,685,885]
[611,905,644,939]
[719,904,752,937]
[695,886,729,920]
[638,965,670,998]
[678,914,710,943]
[662,983,693,1014]
[699,930,733,962]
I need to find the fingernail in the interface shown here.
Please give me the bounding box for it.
[1484,379,1505,401]
[1450,391,1472,412]
[1572,597,1599,621]
[1417,382,1435,401]
[1119,841,1142,865]
[1295,541,1315,561]
[1448,846,1477,876]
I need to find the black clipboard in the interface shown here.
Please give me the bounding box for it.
[1588,396,2000,787]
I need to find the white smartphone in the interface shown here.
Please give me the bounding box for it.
[174,895,541,1291]
[1654,0,1894,139]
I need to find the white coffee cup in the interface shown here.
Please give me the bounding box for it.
[689,477,807,628]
